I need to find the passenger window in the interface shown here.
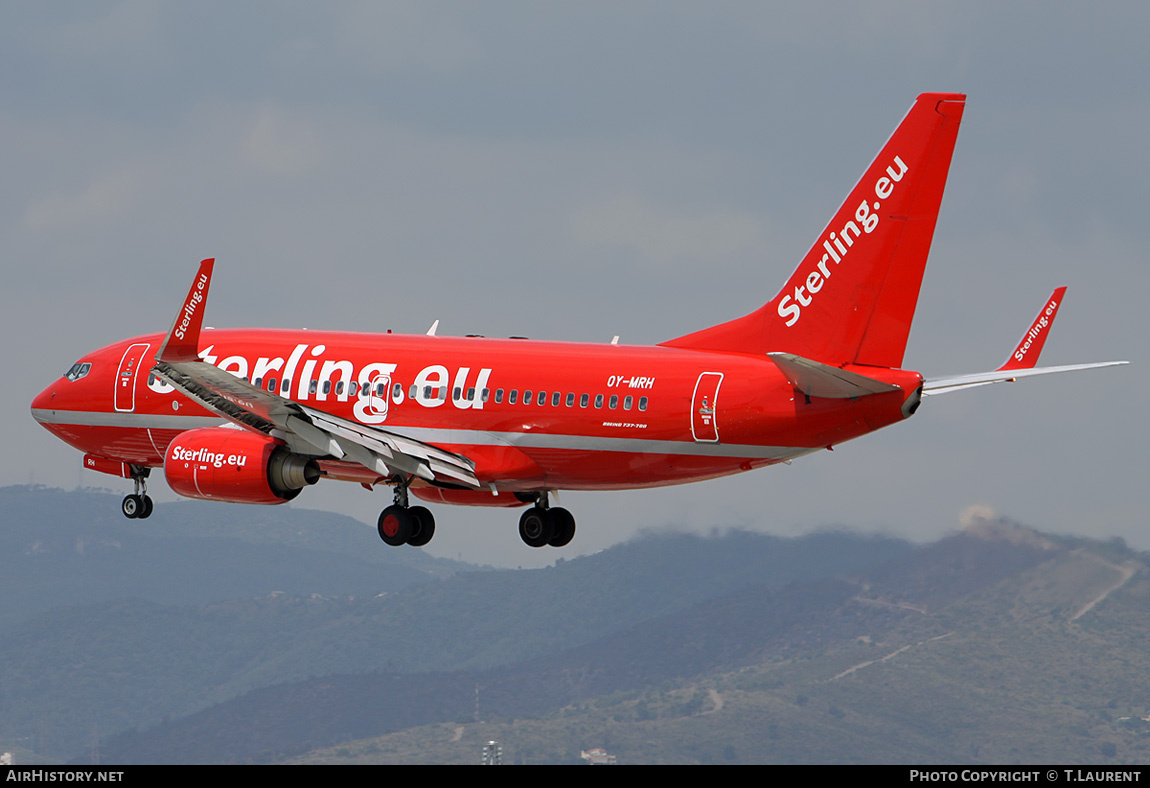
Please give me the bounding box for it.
[565,393,574,407]
[495,389,504,404]
[467,387,475,401]
[423,385,432,399]
[309,380,318,395]
[639,396,648,411]
[595,394,603,409]
[322,380,331,395]
[268,378,277,392]
[537,391,547,406]
[509,389,518,404]
[335,381,345,396]
[624,395,633,411]
[552,392,561,407]
[524,389,532,404]
[609,395,618,409]
[453,387,461,401]
[580,393,589,408]
[409,384,418,399]
[282,378,292,394]
[254,377,263,389]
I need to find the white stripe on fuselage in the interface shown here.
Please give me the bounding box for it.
[30,407,813,461]
[31,408,223,430]
[395,425,810,460]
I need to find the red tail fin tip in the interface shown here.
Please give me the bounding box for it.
[156,258,215,364]
[998,287,1067,371]
[661,93,966,369]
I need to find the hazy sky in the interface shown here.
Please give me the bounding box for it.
[5,2,1146,567]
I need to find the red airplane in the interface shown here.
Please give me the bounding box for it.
[30,93,1125,550]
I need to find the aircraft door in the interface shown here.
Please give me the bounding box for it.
[114,343,151,413]
[364,372,392,421]
[691,372,724,442]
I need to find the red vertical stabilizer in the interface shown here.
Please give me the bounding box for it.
[661,93,966,369]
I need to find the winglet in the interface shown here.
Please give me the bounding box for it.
[998,286,1066,371]
[156,258,215,363]
[923,285,1126,396]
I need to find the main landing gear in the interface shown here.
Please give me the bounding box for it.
[374,482,577,550]
[377,477,436,547]
[518,493,576,548]
[122,466,154,519]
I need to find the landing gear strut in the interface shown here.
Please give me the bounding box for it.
[518,492,576,548]
[122,466,154,519]
[377,476,435,547]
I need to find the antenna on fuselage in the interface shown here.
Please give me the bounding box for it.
[426,320,440,336]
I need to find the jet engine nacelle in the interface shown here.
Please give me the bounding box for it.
[164,428,320,505]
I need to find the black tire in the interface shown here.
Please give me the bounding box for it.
[138,495,154,520]
[518,507,553,548]
[122,494,142,519]
[547,507,576,547]
[406,506,436,547]
[378,505,413,546]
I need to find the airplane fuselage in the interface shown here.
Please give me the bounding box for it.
[32,328,922,498]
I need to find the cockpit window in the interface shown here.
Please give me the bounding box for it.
[64,362,91,382]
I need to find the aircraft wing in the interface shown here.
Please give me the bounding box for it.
[151,259,479,488]
[922,287,1127,396]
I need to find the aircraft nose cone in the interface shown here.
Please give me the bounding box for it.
[31,381,58,418]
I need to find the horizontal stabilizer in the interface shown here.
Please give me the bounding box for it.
[923,287,1127,395]
[923,361,1128,396]
[768,353,901,399]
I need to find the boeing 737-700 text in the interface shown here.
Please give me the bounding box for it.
[31,93,1126,550]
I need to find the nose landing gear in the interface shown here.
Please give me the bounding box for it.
[122,466,154,519]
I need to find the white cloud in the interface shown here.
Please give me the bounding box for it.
[572,193,767,268]
[959,503,997,529]
[242,103,329,176]
[23,167,145,233]
[333,0,483,74]
[47,0,163,58]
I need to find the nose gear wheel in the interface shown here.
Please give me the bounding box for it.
[122,466,153,519]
